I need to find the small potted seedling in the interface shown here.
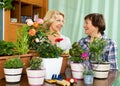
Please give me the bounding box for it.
[4,57,24,83]
[26,57,45,85]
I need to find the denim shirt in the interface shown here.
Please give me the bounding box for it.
[78,34,118,70]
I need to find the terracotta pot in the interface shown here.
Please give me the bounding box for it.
[0,59,6,79]
[28,50,38,56]
[60,54,69,74]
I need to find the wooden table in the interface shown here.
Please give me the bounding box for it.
[0,67,119,86]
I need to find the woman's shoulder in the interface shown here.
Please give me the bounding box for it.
[105,38,116,45]
[103,36,117,48]
[102,34,116,45]
[61,35,70,41]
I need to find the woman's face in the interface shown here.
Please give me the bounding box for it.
[83,19,98,36]
[50,14,64,32]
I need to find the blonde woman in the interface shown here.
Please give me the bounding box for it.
[43,10,71,53]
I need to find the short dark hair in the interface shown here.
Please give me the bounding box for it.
[85,13,105,34]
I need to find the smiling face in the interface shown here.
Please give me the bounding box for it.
[83,19,98,37]
[83,13,106,37]
[50,14,64,33]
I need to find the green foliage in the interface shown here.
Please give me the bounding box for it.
[0,40,15,56]
[30,57,42,70]
[69,42,84,63]
[4,57,24,68]
[0,0,13,10]
[37,41,63,58]
[89,37,107,63]
[0,25,29,56]
[83,70,94,75]
[15,25,29,54]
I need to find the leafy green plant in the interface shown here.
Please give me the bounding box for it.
[89,37,107,63]
[0,0,13,10]
[29,57,42,70]
[83,70,94,75]
[69,42,85,63]
[0,40,15,56]
[0,25,30,56]
[37,41,63,58]
[4,57,24,68]
[14,25,29,55]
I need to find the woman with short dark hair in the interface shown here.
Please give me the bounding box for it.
[79,13,118,70]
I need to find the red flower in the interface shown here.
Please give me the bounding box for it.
[55,38,63,42]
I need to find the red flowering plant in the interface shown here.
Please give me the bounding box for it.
[25,18,63,58]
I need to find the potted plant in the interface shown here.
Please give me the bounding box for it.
[26,57,45,86]
[25,18,63,79]
[83,60,94,84]
[4,57,24,83]
[83,69,94,84]
[0,29,34,80]
[69,42,86,79]
[37,41,63,79]
[89,37,107,63]
[89,37,110,78]
[69,42,94,81]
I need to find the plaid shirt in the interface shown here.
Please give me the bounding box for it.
[78,34,118,70]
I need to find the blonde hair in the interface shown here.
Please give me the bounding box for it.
[43,10,65,29]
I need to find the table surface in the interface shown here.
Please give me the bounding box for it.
[0,67,119,86]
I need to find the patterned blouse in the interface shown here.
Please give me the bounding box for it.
[78,34,118,70]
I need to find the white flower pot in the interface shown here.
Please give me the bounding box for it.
[4,68,23,83]
[92,63,110,78]
[70,62,84,79]
[26,68,45,85]
[41,57,63,79]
